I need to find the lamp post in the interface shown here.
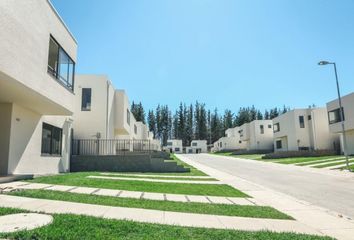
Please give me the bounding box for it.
[318,61,350,170]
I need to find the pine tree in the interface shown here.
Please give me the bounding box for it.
[147,110,157,137]
[223,109,233,131]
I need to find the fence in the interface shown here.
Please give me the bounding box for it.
[71,139,161,156]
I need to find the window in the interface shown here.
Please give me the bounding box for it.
[175,147,180,152]
[328,108,344,124]
[276,140,282,149]
[268,124,272,128]
[127,109,130,125]
[220,142,222,148]
[239,140,242,144]
[81,88,91,111]
[299,116,305,128]
[308,115,312,121]
[239,130,243,137]
[260,125,264,134]
[41,123,62,155]
[47,36,75,91]
[192,142,197,146]
[134,124,137,134]
[273,123,280,132]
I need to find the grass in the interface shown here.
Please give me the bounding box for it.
[8,189,290,219]
[273,156,339,165]
[212,152,265,160]
[98,173,217,181]
[296,157,345,166]
[0,207,333,240]
[28,172,247,197]
[169,154,207,176]
[313,160,354,168]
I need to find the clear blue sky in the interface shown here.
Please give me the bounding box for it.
[52,0,354,113]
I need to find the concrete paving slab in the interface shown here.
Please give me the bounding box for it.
[207,196,234,205]
[142,192,165,201]
[87,175,223,184]
[227,197,256,206]
[45,185,74,192]
[165,194,188,202]
[18,183,52,190]
[93,189,121,197]
[0,213,53,233]
[321,228,354,240]
[119,190,143,199]
[164,211,225,228]
[69,187,98,194]
[186,195,210,203]
[0,181,29,189]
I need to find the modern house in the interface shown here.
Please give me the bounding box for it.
[164,140,183,154]
[186,140,208,153]
[0,0,78,176]
[213,127,246,152]
[272,108,339,152]
[239,120,274,151]
[327,93,354,155]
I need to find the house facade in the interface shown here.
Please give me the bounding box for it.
[272,108,339,152]
[327,93,354,155]
[213,127,246,152]
[164,140,183,154]
[239,120,274,151]
[186,140,208,153]
[0,0,77,175]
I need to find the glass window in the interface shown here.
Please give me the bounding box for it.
[260,125,264,134]
[239,140,242,144]
[41,123,62,155]
[192,142,197,146]
[268,124,272,128]
[308,115,312,121]
[47,36,75,91]
[81,88,92,111]
[276,140,282,149]
[299,116,305,128]
[175,147,180,151]
[273,123,280,132]
[328,108,344,124]
[127,109,130,125]
[134,124,137,134]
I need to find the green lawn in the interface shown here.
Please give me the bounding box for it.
[169,154,207,176]
[99,173,217,181]
[8,190,290,219]
[313,160,354,168]
[273,156,339,165]
[28,172,247,197]
[296,157,345,166]
[0,207,333,240]
[212,152,265,160]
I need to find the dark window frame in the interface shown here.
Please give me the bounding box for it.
[273,123,280,133]
[276,140,282,149]
[260,125,264,134]
[299,115,305,128]
[268,124,272,129]
[47,35,75,92]
[192,142,198,146]
[41,123,63,156]
[328,108,345,124]
[81,88,92,111]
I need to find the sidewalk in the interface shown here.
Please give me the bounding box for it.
[0,194,321,235]
[177,154,354,240]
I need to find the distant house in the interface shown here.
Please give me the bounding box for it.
[213,127,246,152]
[272,108,339,152]
[186,140,208,154]
[164,140,183,154]
[327,93,354,155]
[239,120,274,151]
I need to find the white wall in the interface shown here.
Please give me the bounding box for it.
[239,120,273,150]
[191,140,207,153]
[114,90,131,137]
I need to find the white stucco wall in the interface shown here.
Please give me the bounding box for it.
[114,90,131,137]
[239,120,273,150]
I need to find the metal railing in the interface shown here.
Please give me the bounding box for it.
[71,139,161,156]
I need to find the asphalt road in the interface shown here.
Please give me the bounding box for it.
[184,154,354,218]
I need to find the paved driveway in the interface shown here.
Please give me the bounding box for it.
[183,154,354,218]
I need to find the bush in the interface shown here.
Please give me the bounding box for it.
[262,150,338,159]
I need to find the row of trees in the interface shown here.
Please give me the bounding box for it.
[131,101,290,146]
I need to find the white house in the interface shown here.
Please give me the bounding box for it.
[272,108,339,152]
[164,140,183,154]
[239,120,274,151]
[0,0,77,175]
[186,140,208,153]
[213,127,246,152]
[327,93,354,155]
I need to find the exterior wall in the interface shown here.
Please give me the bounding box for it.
[73,75,115,139]
[114,90,131,137]
[273,108,338,152]
[239,120,273,150]
[327,92,354,154]
[190,140,208,153]
[0,104,12,175]
[0,0,77,115]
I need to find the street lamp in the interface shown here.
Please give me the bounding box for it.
[318,61,350,170]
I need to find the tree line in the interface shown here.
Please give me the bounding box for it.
[131,101,290,146]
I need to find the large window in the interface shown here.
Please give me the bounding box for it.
[299,116,305,128]
[328,108,345,124]
[192,142,197,146]
[81,88,92,111]
[167,141,172,146]
[260,125,264,134]
[273,123,280,132]
[41,123,62,156]
[276,140,282,149]
[47,36,75,91]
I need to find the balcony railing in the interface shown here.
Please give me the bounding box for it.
[71,139,161,156]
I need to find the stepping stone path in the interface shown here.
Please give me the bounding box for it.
[0,213,53,233]
[0,182,257,206]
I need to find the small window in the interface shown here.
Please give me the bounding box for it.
[299,116,305,128]
[220,142,223,148]
[192,142,197,146]
[273,123,280,133]
[276,140,282,149]
[134,124,137,134]
[328,108,344,124]
[81,88,91,111]
[268,124,272,128]
[175,147,180,152]
[260,125,264,134]
[239,140,242,144]
[41,123,62,155]
[127,109,130,125]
